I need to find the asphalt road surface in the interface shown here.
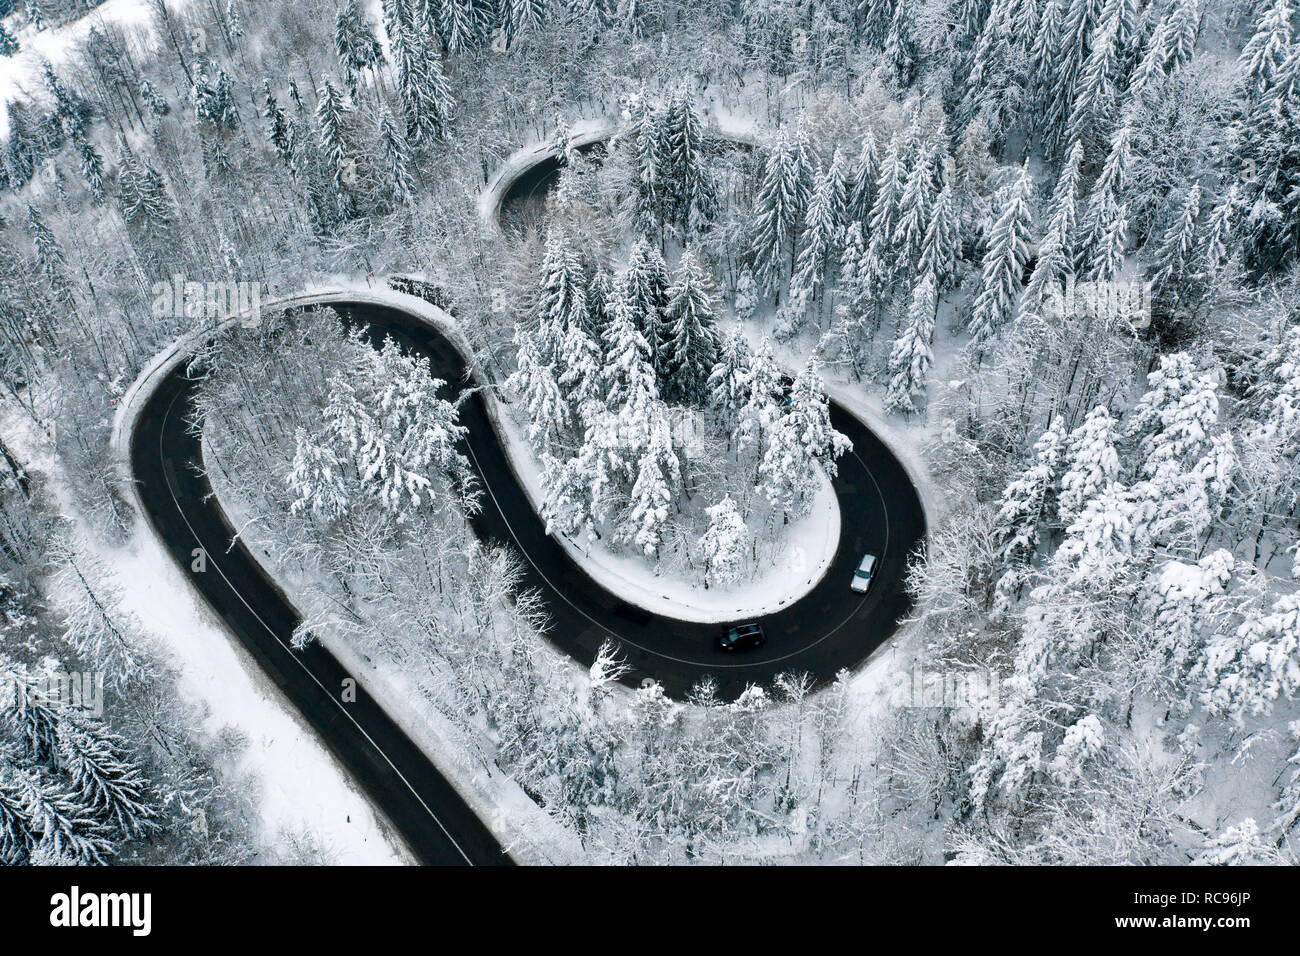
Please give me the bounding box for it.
[490,145,926,696]
[130,297,925,862]
[130,356,512,866]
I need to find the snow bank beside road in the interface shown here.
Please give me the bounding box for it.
[113,277,584,865]
[495,407,842,624]
[2,404,403,865]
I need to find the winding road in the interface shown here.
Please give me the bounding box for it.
[125,148,927,865]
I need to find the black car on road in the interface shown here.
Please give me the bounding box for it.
[719,623,765,652]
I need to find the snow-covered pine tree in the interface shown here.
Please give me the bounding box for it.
[1198,590,1300,723]
[315,77,354,220]
[1162,0,1200,71]
[626,91,669,236]
[884,270,937,415]
[57,720,158,839]
[1026,0,1066,116]
[335,0,384,97]
[25,204,71,305]
[662,251,719,405]
[601,278,660,419]
[19,768,114,865]
[883,0,918,86]
[507,327,569,455]
[1148,182,1203,317]
[260,81,294,165]
[760,358,850,519]
[377,106,416,206]
[993,424,1064,583]
[894,140,938,270]
[1126,352,1235,547]
[867,130,907,258]
[139,78,169,117]
[74,136,105,204]
[557,318,604,421]
[55,549,149,691]
[1044,0,1107,153]
[287,429,351,518]
[699,494,747,588]
[393,15,455,145]
[967,164,1032,351]
[1239,0,1293,97]
[585,266,612,339]
[918,181,961,291]
[536,228,588,336]
[292,338,475,518]
[734,267,758,322]
[750,129,812,293]
[1231,2,1300,272]
[115,144,145,222]
[42,60,89,139]
[1078,122,1131,274]
[1063,13,1119,155]
[620,237,671,379]
[733,336,783,475]
[792,156,845,304]
[1058,404,1121,525]
[620,412,680,557]
[0,763,33,865]
[1200,184,1237,280]
[1086,198,1128,284]
[1021,139,1083,319]
[846,128,879,225]
[707,326,752,430]
[508,0,546,37]
[439,0,482,53]
[662,87,716,234]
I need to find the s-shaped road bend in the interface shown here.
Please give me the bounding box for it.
[126,163,927,871]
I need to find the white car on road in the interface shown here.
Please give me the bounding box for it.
[851,554,877,593]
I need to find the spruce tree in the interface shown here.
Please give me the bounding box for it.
[663,251,719,405]
[74,136,105,204]
[792,157,845,302]
[315,76,354,220]
[1022,139,1083,319]
[261,80,294,164]
[884,270,937,415]
[750,129,812,292]
[378,107,416,206]
[621,238,671,379]
[393,15,455,145]
[968,165,1033,351]
[0,23,19,56]
[846,128,879,225]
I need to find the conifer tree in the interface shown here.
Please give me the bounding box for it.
[1022,140,1084,321]
[663,251,719,405]
[792,156,845,302]
[261,81,294,165]
[884,270,937,415]
[968,165,1032,351]
[750,129,812,292]
[315,76,354,220]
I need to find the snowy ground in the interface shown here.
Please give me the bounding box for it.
[0,0,190,137]
[203,425,585,865]
[496,406,842,623]
[111,278,587,863]
[0,403,406,865]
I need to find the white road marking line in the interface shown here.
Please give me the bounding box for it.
[156,383,478,866]
[462,391,893,669]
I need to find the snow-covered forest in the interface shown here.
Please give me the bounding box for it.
[0,0,1298,867]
